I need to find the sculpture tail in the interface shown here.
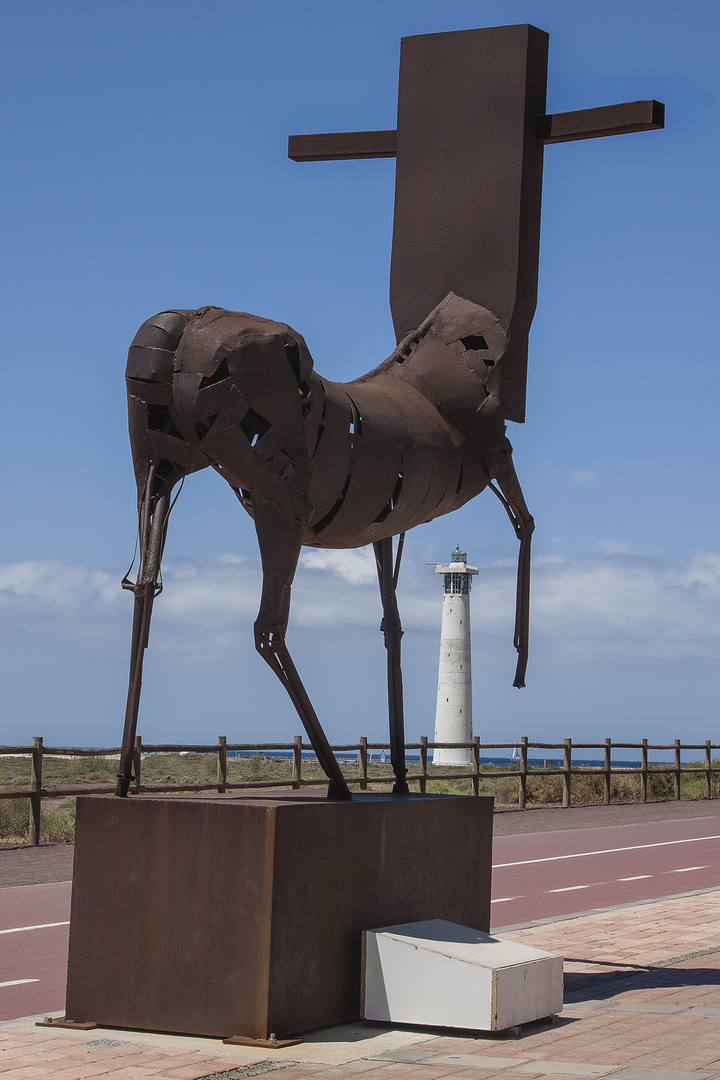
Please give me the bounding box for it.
[488,459,534,689]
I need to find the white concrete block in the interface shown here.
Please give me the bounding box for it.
[361,918,563,1032]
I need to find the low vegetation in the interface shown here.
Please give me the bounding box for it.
[1,751,718,844]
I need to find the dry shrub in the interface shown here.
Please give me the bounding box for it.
[0,798,30,843]
[40,800,76,842]
[479,776,519,805]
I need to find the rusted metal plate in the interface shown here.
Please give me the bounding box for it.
[65,792,493,1040]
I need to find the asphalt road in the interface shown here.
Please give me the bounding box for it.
[2,809,720,1022]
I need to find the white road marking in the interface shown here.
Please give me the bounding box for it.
[0,979,39,988]
[493,833,720,868]
[669,866,707,873]
[617,875,652,881]
[0,921,70,936]
[548,885,590,893]
[491,897,518,903]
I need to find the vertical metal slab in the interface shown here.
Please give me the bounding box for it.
[65,797,277,1038]
[389,25,548,422]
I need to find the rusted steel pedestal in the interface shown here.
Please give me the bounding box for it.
[65,791,493,1041]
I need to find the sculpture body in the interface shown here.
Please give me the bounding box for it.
[119,293,533,798]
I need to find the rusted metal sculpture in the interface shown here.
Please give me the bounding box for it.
[116,25,663,801]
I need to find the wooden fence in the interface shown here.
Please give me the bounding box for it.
[1,735,719,845]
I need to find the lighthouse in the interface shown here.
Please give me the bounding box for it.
[433,546,478,765]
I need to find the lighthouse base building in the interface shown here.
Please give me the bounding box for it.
[433,547,478,766]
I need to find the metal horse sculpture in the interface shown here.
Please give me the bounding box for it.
[115,23,662,800]
[117,293,533,800]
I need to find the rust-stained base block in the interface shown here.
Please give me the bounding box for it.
[65,791,493,1041]
[223,1035,304,1048]
[36,1018,97,1030]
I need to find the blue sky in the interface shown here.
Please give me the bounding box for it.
[0,0,717,755]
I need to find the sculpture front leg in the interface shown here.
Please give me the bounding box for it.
[117,463,180,796]
[373,535,409,795]
[252,495,352,801]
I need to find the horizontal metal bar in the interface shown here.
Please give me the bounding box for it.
[288,129,397,161]
[288,101,664,163]
[538,99,664,144]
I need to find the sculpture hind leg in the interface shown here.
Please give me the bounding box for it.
[252,495,352,801]
[374,534,409,795]
[116,461,182,796]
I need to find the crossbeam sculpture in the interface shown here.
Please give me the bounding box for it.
[116,25,663,801]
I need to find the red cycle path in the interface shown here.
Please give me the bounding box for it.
[0,881,71,1022]
[2,814,720,1021]
[490,814,720,927]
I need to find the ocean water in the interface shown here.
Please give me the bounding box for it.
[226,750,653,768]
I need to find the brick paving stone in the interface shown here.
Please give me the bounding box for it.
[314,1065,391,1077]
[163,1063,255,1079]
[0,1070,56,1078]
[370,1065,468,1079]
[330,1067,397,1075]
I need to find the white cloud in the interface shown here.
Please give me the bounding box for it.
[158,555,261,626]
[0,548,716,656]
[572,468,597,486]
[597,540,633,555]
[299,547,377,585]
[0,560,122,615]
[1,549,719,746]
[1,548,718,661]
[526,554,720,658]
[677,552,720,590]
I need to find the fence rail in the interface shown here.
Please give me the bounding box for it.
[2,735,719,845]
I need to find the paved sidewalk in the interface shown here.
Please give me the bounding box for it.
[1,889,719,1080]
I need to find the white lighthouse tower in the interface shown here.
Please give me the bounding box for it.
[433,546,478,765]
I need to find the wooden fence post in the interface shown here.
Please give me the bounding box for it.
[133,736,142,794]
[471,736,480,796]
[419,736,428,794]
[603,738,611,805]
[705,740,712,801]
[562,738,572,808]
[292,735,303,790]
[358,736,368,790]
[641,738,648,803]
[217,736,227,793]
[674,739,681,800]
[519,736,528,810]
[29,736,43,847]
